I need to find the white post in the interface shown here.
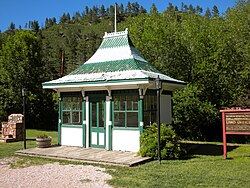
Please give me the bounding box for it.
[106,97,111,150]
[85,96,89,148]
[114,3,117,33]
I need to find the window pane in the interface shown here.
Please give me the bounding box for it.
[72,97,78,102]
[144,112,150,126]
[72,112,81,124]
[146,95,150,111]
[62,97,70,110]
[71,103,77,110]
[152,96,157,110]
[127,112,138,127]
[120,96,126,110]
[99,101,104,127]
[133,101,138,110]
[151,111,157,124]
[62,96,82,110]
[92,103,97,127]
[114,112,125,127]
[62,112,70,124]
[62,97,70,102]
[127,96,132,110]
[114,96,119,110]
[127,95,138,110]
[62,102,69,110]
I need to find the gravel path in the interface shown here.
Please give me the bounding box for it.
[0,157,112,188]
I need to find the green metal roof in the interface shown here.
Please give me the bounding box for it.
[42,29,186,88]
[70,58,160,75]
[99,35,135,49]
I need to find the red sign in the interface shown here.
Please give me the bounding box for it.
[220,109,250,159]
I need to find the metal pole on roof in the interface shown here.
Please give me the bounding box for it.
[114,3,117,33]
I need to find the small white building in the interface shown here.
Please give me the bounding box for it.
[42,29,185,152]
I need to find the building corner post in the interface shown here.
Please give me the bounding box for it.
[58,95,62,145]
[106,95,112,150]
[139,94,144,135]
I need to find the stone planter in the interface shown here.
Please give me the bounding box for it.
[36,137,52,148]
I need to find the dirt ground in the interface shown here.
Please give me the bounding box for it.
[0,157,112,188]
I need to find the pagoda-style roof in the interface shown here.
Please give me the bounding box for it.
[42,29,185,90]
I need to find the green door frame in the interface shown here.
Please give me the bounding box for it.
[89,96,106,149]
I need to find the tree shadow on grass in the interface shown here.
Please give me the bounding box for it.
[181,142,238,156]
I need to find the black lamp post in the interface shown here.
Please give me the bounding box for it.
[156,75,162,164]
[22,86,28,149]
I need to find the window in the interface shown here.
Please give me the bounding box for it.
[144,94,157,126]
[62,96,82,125]
[113,95,139,128]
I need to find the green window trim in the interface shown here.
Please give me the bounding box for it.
[61,94,83,126]
[112,127,140,131]
[113,93,139,128]
[61,125,83,128]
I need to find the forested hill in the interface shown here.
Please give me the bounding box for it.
[1,1,236,79]
[0,1,249,140]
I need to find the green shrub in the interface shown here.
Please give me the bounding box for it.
[36,134,49,138]
[139,123,184,160]
[173,84,219,141]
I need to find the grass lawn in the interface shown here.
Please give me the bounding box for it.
[107,144,250,188]
[0,130,250,187]
[0,129,58,158]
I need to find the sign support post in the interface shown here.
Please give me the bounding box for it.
[220,109,250,159]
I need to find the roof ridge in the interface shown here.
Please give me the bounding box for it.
[103,28,128,39]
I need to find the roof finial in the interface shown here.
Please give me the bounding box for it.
[114,3,117,33]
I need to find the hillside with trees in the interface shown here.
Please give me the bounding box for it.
[0,1,249,141]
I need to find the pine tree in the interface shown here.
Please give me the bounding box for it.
[132,2,139,15]
[139,5,147,14]
[166,3,174,12]
[100,4,105,16]
[150,3,158,14]
[110,5,114,16]
[52,17,56,25]
[189,4,196,13]
[196,5,203,14]
[204,8,212,18]
[45,18,49,28]
[31,20,40,33]
[183,4,188,12]
[8,22,15,30]
[85,6,89,16]
[106,8,110,16]
[126,1,132,16]
[181,2,185,11]
[72,12,81,23]
[66,13,71,23]
[93,5,99,16]
[212,5,220,17]
[60,13,67,23]
[119,3,125,15]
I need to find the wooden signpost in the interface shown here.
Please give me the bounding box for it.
[220,109,250,159]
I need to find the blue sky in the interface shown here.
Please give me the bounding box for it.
[0,0,235,32]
